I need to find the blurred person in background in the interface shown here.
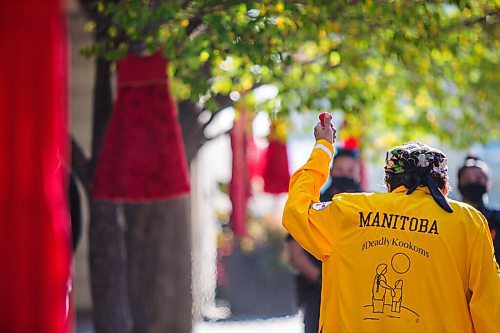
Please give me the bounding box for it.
[287,148,361,333]
[320,149,362,202]
[283,113,499,332]
[458,156,499,263]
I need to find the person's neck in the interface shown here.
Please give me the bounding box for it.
[463,199,484,209]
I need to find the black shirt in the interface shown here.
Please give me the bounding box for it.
[478,205,500,263]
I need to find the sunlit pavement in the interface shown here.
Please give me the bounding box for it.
[77,315,303,333]
[194,316,303,333]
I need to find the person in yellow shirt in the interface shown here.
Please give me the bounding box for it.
[287,148,362,333]
[282,113,500,333]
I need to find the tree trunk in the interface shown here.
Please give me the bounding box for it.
[119,92,205,333]
[87,56,133,333]
[89,201,132,333]
[125,198,192,333]
[75,8,203,331]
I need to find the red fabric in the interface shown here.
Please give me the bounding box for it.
[0,1,71,332]
[343,136,359,150]
[92,51,190,201]
[247,137,265,181]
[229,110,252,236]
[343,134,367,191]
[262,140,291,194]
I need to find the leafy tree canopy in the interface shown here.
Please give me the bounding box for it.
[82,0,500,148]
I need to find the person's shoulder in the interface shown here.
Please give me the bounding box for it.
[448,198,489,229]
[450,199,500,217]
[331,191,387,203]
[332,191,369,199]
[448,198,481,215]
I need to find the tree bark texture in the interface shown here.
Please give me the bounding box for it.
[178,100,207,163]
[125,198,193,333]
[87,52,132,332]
[90,57,114,174]
[89,200,132,333]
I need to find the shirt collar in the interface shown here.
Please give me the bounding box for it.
[392,185,431,195]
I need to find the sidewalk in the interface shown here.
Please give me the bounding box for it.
[194,316,303,333]
[77,315,303,333]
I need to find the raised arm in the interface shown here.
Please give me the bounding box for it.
[282,114,340,261]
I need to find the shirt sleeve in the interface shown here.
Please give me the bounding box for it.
[467,211,500,333]
[282,139,341,261]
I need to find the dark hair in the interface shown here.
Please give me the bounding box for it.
[335,148,359,160]
[457,155,489,181]
[385,172,449,193]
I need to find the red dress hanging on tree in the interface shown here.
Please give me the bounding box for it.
[93,52,190,201]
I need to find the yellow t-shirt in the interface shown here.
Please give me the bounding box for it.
[283,140,500,333]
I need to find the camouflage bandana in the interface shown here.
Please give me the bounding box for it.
[384,142,448,179]
[384,142,453,213]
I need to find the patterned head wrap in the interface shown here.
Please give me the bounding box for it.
[385,142,453,213]
[385,142,448,178]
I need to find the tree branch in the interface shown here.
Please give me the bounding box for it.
[463,9,500,27]
[178,100,207,162]
[71,137,92,191]
[77,0,95,18]
[438,8,500,33]
[206,129,230,142]
[186,16,205,37]
[201,106,225,130]
[201,81,266,130]
[213,94,234,113]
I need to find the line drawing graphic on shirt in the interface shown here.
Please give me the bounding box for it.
[392,252,410,274]
[372,264,391,313]
[363,253,420,322]
[391,280,403,312]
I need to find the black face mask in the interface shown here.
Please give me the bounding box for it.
[458,182,487,203]
[331,176,361,194]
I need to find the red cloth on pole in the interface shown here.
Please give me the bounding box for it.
[262,120,290,194]
[0,1,71,332]
[247,137,265,181]
[262,140,291,194]
[92,52,190,201]
[229,109,252,236]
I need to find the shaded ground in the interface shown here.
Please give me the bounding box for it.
[76,314,303,333]
[194,316,303,333]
